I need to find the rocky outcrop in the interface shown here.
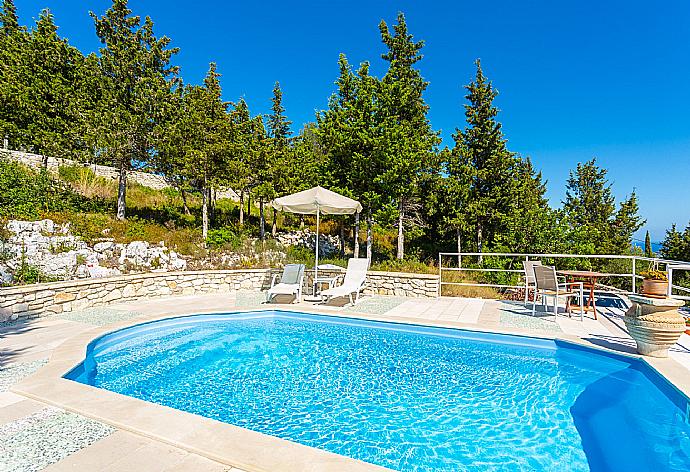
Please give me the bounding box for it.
[0,219,186,285]
[275,229,341,257]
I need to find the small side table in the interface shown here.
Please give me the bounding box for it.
[624,294,685,357]
[314,276,340,294]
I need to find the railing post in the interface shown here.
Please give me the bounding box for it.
[438,253,442,298]
[631,257,636,294]
[668,266,673,298]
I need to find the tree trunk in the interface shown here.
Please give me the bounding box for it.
[181,189,191,215]
[456,227,462,267]
[340,219,345,258]
[247,194,251,218]
[259,199,265,240]
[210,188,216,224]
[354,212,360,258]
[366,211,373,261]
[271,208,277,237]
[299,215,304,230]
[477,223,483,265]
[396,199,404,260]
[116,160,127,220]
[239,191,244,226]
[202,186,209,241]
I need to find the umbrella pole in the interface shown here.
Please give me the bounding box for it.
[315,207,320,297]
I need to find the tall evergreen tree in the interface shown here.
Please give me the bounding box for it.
[454,59,520,261]
[0,0,19,35]
[190,63,230,239]
[25,10,96,161]
[610,191,645,253]
[317,55,383,259]
[644,230,653,258]
[91,0,178,220]
[265,81,293,237]
[560,158,645,255]
[227,98,254,226]
[0,0,27,148]
[661,223,690,261]
[503,157,554,253]
[154,80,193,213]
[378,12,439,260]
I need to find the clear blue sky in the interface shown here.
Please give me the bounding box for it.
[15,0,690,241]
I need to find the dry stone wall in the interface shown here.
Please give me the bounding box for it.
[1,149,239,200]
[0,269,440,322]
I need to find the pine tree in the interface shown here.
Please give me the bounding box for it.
[378,12,439,259]
[91,0,178,220]
[454,59,520,261]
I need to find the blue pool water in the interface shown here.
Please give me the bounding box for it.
[67,310,690,471]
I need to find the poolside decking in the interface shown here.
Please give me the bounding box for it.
[0,292,688,471]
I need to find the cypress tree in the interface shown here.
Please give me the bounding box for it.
[644,230,653,258]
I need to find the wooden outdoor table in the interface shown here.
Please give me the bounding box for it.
[557,270,609,320]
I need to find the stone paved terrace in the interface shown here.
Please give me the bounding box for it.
[0,292,688,471]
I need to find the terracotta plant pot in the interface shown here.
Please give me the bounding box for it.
[642,279,669,297]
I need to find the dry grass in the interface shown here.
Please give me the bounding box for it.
[44,211,204,256]
[57,165,200,211]
[440,270,502,299]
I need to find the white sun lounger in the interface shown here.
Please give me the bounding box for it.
[320,258,369,305]
[266,264,305,303]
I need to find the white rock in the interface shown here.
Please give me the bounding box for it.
[0,264,12,285]
[94,241,115,253]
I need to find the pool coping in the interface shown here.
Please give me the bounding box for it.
[11,303,690,472]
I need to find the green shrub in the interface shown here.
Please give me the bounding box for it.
[13,250,58,285]
[0,160,109,219]
[207,227,241,250]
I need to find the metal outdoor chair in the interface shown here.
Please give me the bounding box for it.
[532,265,584,321]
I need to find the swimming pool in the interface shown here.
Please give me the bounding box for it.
[66,310,690,471]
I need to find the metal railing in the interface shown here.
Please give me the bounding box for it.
[437,252,690,301]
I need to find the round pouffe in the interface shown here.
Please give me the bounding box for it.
[624,294,686,358]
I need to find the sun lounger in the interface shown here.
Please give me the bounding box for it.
[320,258,368,305]
[266,264,305,303]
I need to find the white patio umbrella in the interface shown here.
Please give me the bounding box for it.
[271,186,362,292]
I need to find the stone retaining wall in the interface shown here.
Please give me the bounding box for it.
[0,270,271,322]
[0,269,440,322]
[365,271,440,298]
